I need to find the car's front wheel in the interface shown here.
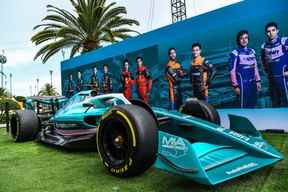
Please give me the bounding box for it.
[97,105,158,177]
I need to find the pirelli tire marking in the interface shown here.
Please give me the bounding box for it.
[109,158,133,174]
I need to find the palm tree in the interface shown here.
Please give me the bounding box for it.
[0,88,8,98]
[39,84,59,96]
[31,0,140,63]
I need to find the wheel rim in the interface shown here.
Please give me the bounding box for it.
[101,117,132,167]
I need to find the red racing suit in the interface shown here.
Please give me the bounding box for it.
[136,66,152,103]
[121,69,134,100]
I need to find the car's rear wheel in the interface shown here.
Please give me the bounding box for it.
[10,110,40,142]
[179,98,220,125]
[97,105,158,177]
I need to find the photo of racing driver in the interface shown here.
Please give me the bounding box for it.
[120,59,134,100]
[76,71,83,92]
[229,30,261,108]
[190,43,215,102]
[135,57,152,103]
[102,64,113,94]
[90,67,100,95]
[261,22,288,107]
[66,73,74,98]
[166,48,186,110]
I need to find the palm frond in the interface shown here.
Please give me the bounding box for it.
[31,0,140,63]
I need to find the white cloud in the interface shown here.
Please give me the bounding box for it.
[2,46,63,96]
[4,47,36,67]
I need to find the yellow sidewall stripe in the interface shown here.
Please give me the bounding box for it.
[97,109,137,162]
[116,111,137,147]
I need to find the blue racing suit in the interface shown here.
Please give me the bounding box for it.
[261,36,288,107]
[229,47,261,108]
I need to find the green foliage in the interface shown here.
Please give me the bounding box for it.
[38,83,59,96]
[0,97,20,111]
[15,96,26,102]
[0,97,20,123]
[31,0,140,63]
[0,88,9,97]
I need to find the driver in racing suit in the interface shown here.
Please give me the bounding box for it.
[102,64,113,94]
[90,67,100,95]
[261,22,288,107]
[67,74,74,98]
[120,59,134,100]
[166,48,186,110]
[136,57,152,103]
[190,43,216,102]
[76,71,83,92]
[229,30,261,108]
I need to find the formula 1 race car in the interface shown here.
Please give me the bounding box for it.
[8,90,283,185]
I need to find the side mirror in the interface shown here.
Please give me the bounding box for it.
[83,103,95,108]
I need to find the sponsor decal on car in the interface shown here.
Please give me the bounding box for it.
[228,131,250,142]
[161,136,188,158]
[253,141,265,149]
[225,162,258,175]
[216,127,250,142]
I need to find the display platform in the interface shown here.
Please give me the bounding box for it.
[218,108,288,132]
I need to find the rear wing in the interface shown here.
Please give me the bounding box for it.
[25,96,68,114]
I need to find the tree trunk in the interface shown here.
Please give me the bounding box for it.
[82,41,99,52]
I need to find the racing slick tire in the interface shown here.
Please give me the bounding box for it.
[97,104,158,177]
[179,98,221,125]
[10,110,40,142]
[130,99,158,125]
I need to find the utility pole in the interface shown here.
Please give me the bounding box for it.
[0,50,7,88]
[171,0,187,23]
[9,73,12,97]
[4,79,7,90]
[49,70,53,87]
[29,85,32,96]
[34,84,37,96]
[36,78,39,95]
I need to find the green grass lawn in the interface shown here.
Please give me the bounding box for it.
[0,128,287,192]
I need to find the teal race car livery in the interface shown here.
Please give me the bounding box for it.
[8,90,283,185]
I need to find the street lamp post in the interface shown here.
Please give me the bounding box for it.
[9,73,12,97]
[0,50,7,88]
[49,70,53,87]
[29,85,32,96]
[36,78,39,95]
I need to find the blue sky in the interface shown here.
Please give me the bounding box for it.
[0,0,240,96]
